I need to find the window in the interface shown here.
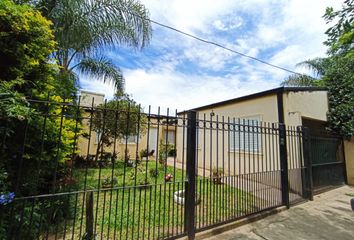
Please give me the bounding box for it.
[229,116,261,152]
[165,130,175,144]
[95,131,102,144]
[124,135,137,143]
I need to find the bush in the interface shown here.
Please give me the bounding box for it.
[0,0,56,93]
[139,149,148,159]
[136,173,150,189]
[149,168,159,178]
[212,168,224,184]
[102,177,117,188]
[158,142,176,165]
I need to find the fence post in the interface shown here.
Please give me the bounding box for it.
[279,123,290,208]
[86,192,94,240]
[301,127,313,201]
[184,111,197,240]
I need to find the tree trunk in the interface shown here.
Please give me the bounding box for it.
[94,138,102,162]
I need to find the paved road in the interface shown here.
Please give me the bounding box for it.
[204,186,354,240]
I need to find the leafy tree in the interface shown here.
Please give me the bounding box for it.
[33,0,152,96]
[92,94,146,162]
[0,0,56,96]
[323,0,354,56]
[324,56,354,138]
[0,2,82,238]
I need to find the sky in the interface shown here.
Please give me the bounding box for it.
[80,0,343,114]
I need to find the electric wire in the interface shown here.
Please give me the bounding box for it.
[123,7,310,77]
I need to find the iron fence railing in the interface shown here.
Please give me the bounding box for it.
[0,98,311,240]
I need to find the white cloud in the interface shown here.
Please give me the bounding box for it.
[80,0,345,113]
[141,0,237,33]
[122,66,281,114]
[213,20,228,31]
[79,77,116,99]
[183,44,233,71]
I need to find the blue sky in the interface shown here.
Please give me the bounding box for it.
[80,0,343,114]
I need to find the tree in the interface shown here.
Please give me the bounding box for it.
[92,95,147,162]
[325,55,354,139]
[322,0,354,138]
[323,0,354,56]
[0,2,82,238]
[0,0,56,95]
[34,0,152,97]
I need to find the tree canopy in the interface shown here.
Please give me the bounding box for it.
[323,0,354,56]
[35,0,152,96]
[92,94,147,161]
[0,0,56,95]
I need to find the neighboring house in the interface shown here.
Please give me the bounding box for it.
[77,90,176,161]
[176,87,353,188]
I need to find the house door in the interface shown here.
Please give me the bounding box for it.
[148,128,158,156]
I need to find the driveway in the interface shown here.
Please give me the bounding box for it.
[204,185,354,240]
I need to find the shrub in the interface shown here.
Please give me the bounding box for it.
[139,149,148,159]
[102,177,117,188]
[158,142,176,164]
[212,168,224,184]
[149,168,159,178]
[136,174,151,189]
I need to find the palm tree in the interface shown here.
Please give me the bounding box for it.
[36,0,152,94]
[281,58,330,87]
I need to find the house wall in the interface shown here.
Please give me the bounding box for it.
[175,89,354,195]
[176,90,330,177]
[176,95,281,175]
[76,91,176,161]
[77,115,173,160]
[283,91,328,126]
[79,90,105,107]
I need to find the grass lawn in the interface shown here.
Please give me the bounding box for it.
[49,160,257,239]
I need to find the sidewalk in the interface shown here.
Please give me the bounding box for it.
[204,185,354,240]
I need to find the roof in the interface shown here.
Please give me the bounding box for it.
[80,89,105,97]
[179,86,327,113]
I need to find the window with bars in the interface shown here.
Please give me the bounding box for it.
[229,116,262,152]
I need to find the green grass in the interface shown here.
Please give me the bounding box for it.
[48,161,257,239]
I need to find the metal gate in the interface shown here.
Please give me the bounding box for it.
[310,136,345,193]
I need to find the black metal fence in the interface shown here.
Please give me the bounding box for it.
[0,98,312,240]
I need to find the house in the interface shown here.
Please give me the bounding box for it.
[77,90,176,161]
[176,86,353,190]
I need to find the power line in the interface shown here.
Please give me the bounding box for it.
[123,8,307,76]
[150,19,305,76]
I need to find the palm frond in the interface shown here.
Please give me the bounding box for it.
[296,58,328,78]
[50,0,152,54]
[282,57,332,87]
[281,74,320,87]
[76,57,125,92]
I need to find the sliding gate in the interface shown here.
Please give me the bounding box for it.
[189,113,310,238]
